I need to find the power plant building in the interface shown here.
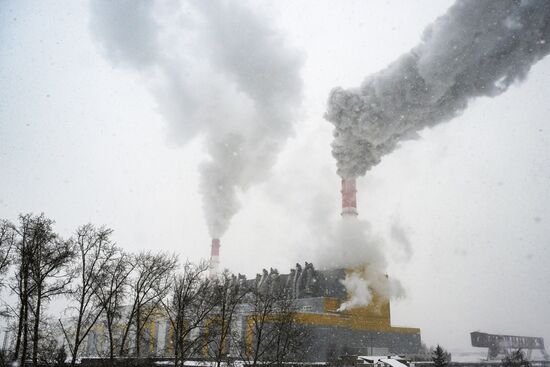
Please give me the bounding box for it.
[239,264,421,361]
[73,263,420,362]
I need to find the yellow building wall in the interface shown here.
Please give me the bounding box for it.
[302,274,419,336]
[292,309,419,334]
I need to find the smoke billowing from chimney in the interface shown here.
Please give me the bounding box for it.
[90,0,303,241]
[326,0,550,179]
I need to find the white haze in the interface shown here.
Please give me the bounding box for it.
[326,0,550,179]
[90,0,303,239]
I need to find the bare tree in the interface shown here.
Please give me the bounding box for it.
[59,224,126,366]
[233,285,309,367]
[6,215,46,365]
[0,220,14,289]
[27,215,74,367]
[162,261,215,366]
[95,249,134,360]
[33,318,64,367]
[7,215,35,365]
[207,271,249,367]
[119,251,177,357]
[266,298,309,366]
[2,214,73,367]
[234,285,279,367]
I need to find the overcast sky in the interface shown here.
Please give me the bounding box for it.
[1,0,549,353]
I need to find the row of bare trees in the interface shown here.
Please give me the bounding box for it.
[0,214,309,367]
[163,264,309,367]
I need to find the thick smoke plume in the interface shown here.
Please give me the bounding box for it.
[326,0,550,179]
[90,0,303,238]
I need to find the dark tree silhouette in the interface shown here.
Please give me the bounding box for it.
[59,224,126,366]
[4,214,73,367]
[233,283,309,367]
[95,248,134,359]
[119,251,177,357]
[162,261,214,366]
[207,271,249,367]
[55,345,67,367]
[432,344,449,367]
[0,221,14,289]
[27,215,74,367]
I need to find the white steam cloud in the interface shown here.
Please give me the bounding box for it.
[326,0,550,179]
[90,0,303,238]
[313,217,405,310]
[338,273,372,311]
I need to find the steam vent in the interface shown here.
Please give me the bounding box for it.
[242,263,421,360]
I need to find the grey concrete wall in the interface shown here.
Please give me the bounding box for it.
[302,325,421,362]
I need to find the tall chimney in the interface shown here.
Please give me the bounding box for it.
[210,238,221,276]
[341,179,358,217]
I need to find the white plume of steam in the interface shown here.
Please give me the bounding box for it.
[325,0,550,179]
[90,0,303,239]
[338,273,372,311]
[313,216,405,310]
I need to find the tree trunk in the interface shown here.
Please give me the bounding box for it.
[13,298,24,362]
[216,314,226,367]
[107,315,114,360]
[20,297,29,367]
[173,318,179,367]
[13,246,28,363]
[135,304,141,358]
[253,323,262,367]
[70,292,85,367]
[119,301,137,357]
[31,286,42,367]
[20,262,30,367]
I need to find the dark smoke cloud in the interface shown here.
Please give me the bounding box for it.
[326,0,550,179]
[90,0,303,238]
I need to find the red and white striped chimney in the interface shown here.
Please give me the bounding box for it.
[341,179,358,217]
[209,238,221,276]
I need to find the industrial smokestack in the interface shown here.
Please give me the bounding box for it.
[210,238,221,276]
[341,179,358,217]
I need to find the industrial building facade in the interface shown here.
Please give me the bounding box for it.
[257,265,421,360]
[79,263,420,362]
